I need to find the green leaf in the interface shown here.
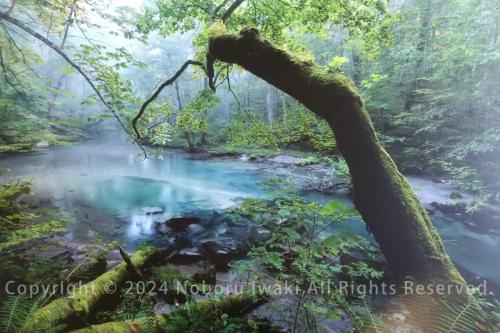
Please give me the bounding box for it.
[320,200,346,216]
[283,227,300,241]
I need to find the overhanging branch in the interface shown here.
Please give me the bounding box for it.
[0,11,148,157]
[132,59,205,139]
[207,0,246,91]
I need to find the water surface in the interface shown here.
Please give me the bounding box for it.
[0,137,499,290]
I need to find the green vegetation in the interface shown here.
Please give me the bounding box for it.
[0,179,69,250]
[0,0,499,331]
[229,180,386,331]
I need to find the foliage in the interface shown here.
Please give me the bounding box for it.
[404,290,496,333]
[0,179,68,250]
[358,0,500,210]
[230,179,384,332]
[176,89,219,139]
[163,300,276,333]
[0,295,45,333]
[225,105,336,153]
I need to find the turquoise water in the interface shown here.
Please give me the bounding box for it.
[0,138,266,247]
[0,137,499,290]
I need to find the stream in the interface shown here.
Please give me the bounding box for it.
[0,136,499,293]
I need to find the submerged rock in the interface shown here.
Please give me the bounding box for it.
[267,155,303,165]
[192,266,217,285]
[168,248,204,264]
[166,216,202,230]
[201,238,250,269]
[140,206,164,214]
[431,202,467,220]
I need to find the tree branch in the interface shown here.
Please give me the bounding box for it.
[221,0,245,22]
[206,0,246,91]
[0,11,148,157]
[132,59,205,139]
[212,0,231,19]
[5,0,16,15]
[0,44,24,95]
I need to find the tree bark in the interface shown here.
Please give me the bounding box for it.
[208,28,464,286]
[200,77,210,145]
[404,1,432,111]
[68,292,267,333]
[22,247,159,333]
[265,85,274,128]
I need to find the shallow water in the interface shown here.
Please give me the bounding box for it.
[1,137,499,290]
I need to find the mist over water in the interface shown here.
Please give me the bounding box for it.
[1,136,500,289]
[0,135,265,247]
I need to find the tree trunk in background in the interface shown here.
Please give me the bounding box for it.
[172,79,181,126]
[266,85,274,128]
[494,8,498,44]
[246,80,251,107]
[209,28,465,286]
[47,0,77,113]
[200,78,210,145]
[281,92,287,125]
[351,50,362,86]
[172,72,194,151]
[404,0,432,111]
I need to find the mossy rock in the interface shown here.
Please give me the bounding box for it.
[191,266,216,285]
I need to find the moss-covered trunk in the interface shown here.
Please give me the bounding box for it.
[68,292,268,333]
[22,247,159,332]
[208,28,464,286]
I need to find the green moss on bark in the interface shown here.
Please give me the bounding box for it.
[22,246,158,332]
[209,28,465,287]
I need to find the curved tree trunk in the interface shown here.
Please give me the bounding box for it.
[209,28,464,286]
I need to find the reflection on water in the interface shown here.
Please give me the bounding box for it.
[0,136,499,288]
[128,214,155,238]
[0,136,266,247]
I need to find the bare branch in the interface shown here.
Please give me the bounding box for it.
[5,0,16,15]
[221,0,245,22]
[206,0,246,91]
[0,44,24,95]
[226,67,253,120]
[132,60,205,139]
[212,0,230,19]
[146,116,169,137]
[0,11,148,157]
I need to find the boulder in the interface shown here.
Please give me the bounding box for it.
[166,216,202,230]
[201,238,250,269]
[192,266,217,285]
[168,248,204,264]
[35,140,50,149]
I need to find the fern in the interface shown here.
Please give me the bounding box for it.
[0,294,42,333]
[349,297,384,333]
[404,294,489,333]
